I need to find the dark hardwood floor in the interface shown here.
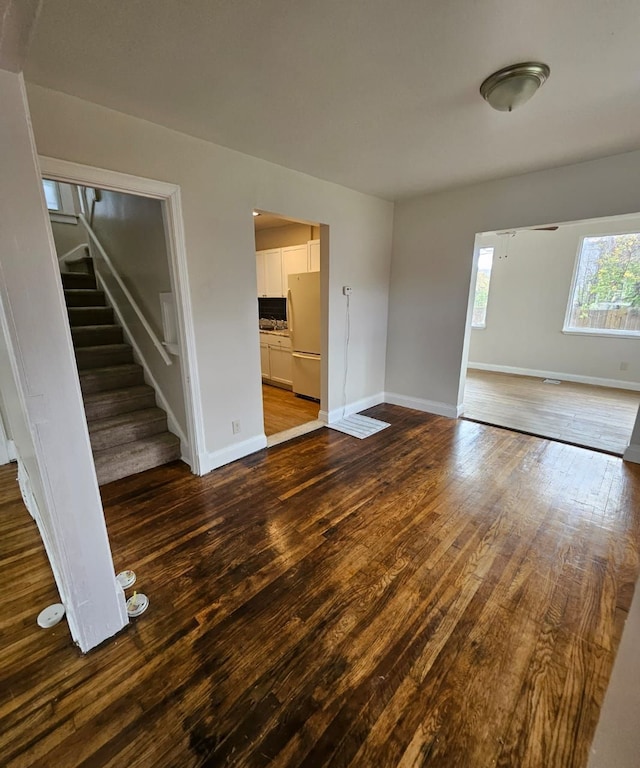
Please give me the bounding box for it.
[1,404,640,767]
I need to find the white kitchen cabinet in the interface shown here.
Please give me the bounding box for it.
[260,341,270,378]
[256,249,283,297]
[308,239,320,272]
[259,332,292,387]
[269,345,293,385]
[256,251,265,295]
[257,243,321,297]
[282,245,308,293]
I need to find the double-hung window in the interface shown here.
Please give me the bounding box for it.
[564,233,640,337]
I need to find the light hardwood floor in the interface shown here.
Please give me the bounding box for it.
[262,383,319,436]
[1,405,640,767]
[464,369,640,455]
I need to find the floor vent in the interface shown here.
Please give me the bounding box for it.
[327,414,390,439]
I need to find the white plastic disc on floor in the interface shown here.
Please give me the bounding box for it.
[116,569,136,589]
[126,593,149,617]
[37,603,66,628]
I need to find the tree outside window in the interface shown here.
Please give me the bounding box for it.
[565,234,640,336]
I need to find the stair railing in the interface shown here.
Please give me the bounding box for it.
[78,214,173,366]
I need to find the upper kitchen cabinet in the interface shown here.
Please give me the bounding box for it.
[256,249,283,297]
[282,245,308,294]
[308,239,320,272]
[256,241,320,297]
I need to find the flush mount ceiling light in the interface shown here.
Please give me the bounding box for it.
[252,211,260,217]
[480,62,550,112]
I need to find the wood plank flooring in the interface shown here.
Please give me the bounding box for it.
[1,405,640,767]
[464,369,640,455]
[262,383,319,436]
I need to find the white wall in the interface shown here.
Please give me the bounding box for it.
[469,217,640,388]
[50,219,86,257]
[26,84,394,469]
[255,222,319,251]
[89,188,188,441]
[0,71,126,650]
[386,149,640,430]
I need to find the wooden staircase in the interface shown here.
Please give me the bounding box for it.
[62,267,181,485]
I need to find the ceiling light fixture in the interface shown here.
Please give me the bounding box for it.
[252,211,260,217]
[480,62,550,112]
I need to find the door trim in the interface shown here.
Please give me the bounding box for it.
[38,156,206,474]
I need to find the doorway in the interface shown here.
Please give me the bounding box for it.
[39,156,205,473]
[460,212,640,455]
[254,211,324,446]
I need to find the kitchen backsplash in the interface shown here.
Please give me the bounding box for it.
[258,297,287,323]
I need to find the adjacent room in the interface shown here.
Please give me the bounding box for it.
[463,214,640,455]
[254,212,323,444]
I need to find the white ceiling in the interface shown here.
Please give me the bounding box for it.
[24,0,640,200]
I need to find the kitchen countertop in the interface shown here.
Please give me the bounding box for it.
[259,329,290,337]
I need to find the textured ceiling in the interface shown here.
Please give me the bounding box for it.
[25,0,640,200]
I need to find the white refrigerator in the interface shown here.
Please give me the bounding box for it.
[288,272,321,400]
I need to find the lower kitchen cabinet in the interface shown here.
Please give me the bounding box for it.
[260,342,270,378]
[269,345,292,386]
[260,332,293,388]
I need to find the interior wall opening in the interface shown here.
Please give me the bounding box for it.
[254,211,325,446]
[41,168,200,490]
[460,212,640,456]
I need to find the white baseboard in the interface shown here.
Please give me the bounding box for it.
[623,444,640,464]
[199,434,267,474]
[468,362,640,392]
[320,391,385,425]
[384,392,459,419]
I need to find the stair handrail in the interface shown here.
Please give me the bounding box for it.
[78,214,173,366]
[58,243,90,267]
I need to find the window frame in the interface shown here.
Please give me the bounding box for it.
[471,245,495,330]
[563,232,640,339]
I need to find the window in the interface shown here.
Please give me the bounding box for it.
[42,179,61,211]
[564,233,640,336]
[42,179,81,224]
[472,246,494,328]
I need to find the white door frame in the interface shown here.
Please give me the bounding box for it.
[0,411,11,465]
[39,156,205,473]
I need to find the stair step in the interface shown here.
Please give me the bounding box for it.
[64,289,107,307]
[61,272,96,289]
[94,433,181,486]
[68,306,114,327]
[75,344,133,370]
[84,385,156,421]
[65,256,93,275]
[88,408,168,451]
[79,363,144,395]
[71,324,123,348]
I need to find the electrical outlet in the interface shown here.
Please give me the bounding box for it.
[620,361,629,371]
[342,286,352,296]
[232,420,241,434]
